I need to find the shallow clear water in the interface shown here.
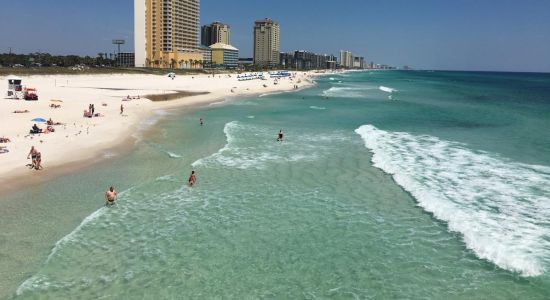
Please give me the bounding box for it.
[3,71,550,299]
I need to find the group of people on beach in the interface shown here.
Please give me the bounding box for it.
[0,136,10,154]
[30,122,60,134]
[84,103,105,118]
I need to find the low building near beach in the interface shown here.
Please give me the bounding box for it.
[210,43,239,69]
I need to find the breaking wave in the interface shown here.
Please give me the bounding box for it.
[355,125,550,276]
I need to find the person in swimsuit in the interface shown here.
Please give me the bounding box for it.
[188,171,197,187]
[27,146,38,169]
[35,152,43,170]
[120,104,124,115]
[277,130,284,142]
[105,187,118,205]
[200,118,204,126]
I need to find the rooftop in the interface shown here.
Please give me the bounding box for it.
[209,43,239,51]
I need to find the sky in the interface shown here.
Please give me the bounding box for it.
[1,0,549,72]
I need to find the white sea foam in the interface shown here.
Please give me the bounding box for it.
[310,106,327,110]
[193,121,346,169]
[355,125,550,276]
[322,86,375,98]
[166,151,183,158]
[379,86,397,93]
[16,207,109,296]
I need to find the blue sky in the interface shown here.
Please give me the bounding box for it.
[1,0,549,72]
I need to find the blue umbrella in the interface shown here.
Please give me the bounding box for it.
[32,118,47,123]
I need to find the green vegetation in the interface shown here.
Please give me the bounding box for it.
[0,66,209,76]
[0,52,210,76]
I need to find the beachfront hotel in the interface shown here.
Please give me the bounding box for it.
[253,19,280,68]
[134,0,203,68]
[210,43,239,69]
[201,22,231,47]
[339,50,354,69]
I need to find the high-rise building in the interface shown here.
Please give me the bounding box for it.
[339,50,354,69]
[134,0,202,68]
[201,22,231,46]
[253,18,280,68]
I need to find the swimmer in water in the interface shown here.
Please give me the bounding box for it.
[277,130,284,142]
[105,186,118,205]
[188,171,197,187]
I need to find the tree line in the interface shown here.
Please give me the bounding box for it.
[0,52,115,67]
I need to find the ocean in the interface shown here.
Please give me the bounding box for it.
[2,70,550,299]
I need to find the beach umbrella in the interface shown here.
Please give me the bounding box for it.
[31,118,47,123]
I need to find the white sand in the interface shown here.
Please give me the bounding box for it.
[0,71,317,185]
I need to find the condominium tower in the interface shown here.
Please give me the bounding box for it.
[253,19,280,67]
[134,0,202,68]
[339,50,354,69]
[201,22,231,46]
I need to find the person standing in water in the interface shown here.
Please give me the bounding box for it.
[200,118,204,126]
[277,130,284,142]
[188,171,197,187]
[105,187,118,205]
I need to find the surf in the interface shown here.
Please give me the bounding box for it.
[355,125,550,277]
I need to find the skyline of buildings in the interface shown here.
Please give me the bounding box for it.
[133,1,372,70]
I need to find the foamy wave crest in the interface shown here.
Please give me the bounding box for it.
[322,86,375,98]
[193,122,348,169]
[17,208,109,296]
[166,151,183,158]
[310,106,327,110]
[379,86,397,93]
[355,125,550,276]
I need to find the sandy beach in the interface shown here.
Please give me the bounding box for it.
[0,71,317,192]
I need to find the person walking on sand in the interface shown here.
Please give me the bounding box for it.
[188,171,197,187]
[105,187,118,205]
[277,130,284,142]
[35,152,43,170]
[27,146,38,169]
[120,104,124,115]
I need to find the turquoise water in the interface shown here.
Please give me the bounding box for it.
[5,71,550,299]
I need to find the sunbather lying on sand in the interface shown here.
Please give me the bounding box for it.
[13,110,30,113]
[0,137,11,143]
[47,118,64,125]
[49,104,61,108]
[0,146,9,154]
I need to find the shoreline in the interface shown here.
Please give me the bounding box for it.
[0,71,327,196]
